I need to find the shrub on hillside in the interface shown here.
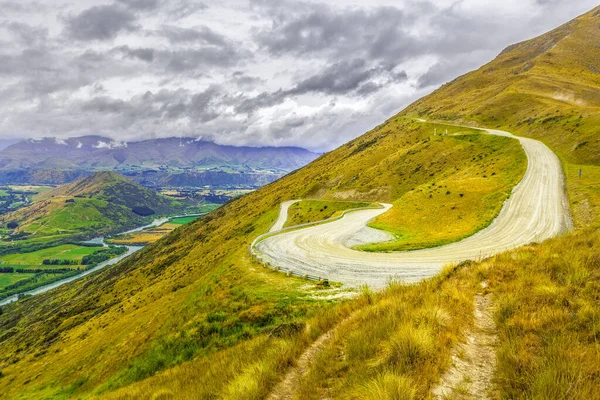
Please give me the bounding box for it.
[131,206,155,216]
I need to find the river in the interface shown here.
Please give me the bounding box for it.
[0,214,204,306]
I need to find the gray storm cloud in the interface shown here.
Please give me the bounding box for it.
[0,0,596,151]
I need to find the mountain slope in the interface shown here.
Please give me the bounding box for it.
[406,7,600,166]
[0,118,528,398]
[43,171,176,213]
[0,136,319,171]
[0,172,186,251]
[404,6,600,229]
[0,7,599,400]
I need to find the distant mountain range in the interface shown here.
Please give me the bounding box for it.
[0,136,320,186]
[0,140,18,151]
[0,136,319,170]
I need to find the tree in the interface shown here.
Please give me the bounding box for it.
[131,206,155,216]
[6,221,18,229]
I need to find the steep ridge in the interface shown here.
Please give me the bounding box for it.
[0,8,598,400]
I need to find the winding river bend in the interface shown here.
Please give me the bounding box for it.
[0,214,205,306]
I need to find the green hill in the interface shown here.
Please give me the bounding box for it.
[0,7,599,400]
[0,172,188,253]
[41,171,179,215]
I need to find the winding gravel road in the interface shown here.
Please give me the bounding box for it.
[269,200,301,232]
[254,127,573,288]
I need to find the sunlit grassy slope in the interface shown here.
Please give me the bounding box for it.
[284,200,373,227]
[405,7,600,227]
[0,123,525,399]
[285,127,527,251]
[289,229,600,399]
[363,130,526,251]
[0,6,599,400]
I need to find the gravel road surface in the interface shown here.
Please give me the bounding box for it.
[255,127,572,288]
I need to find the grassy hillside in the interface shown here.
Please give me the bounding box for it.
[283,200,373,228]
[0,123,527,399]
[362,129,526,251]
[406,9,600,164]
[284,229,600,399]
[404,6,600,228]
[40,171,178,215]
[0,7,599,400]
[0,172,191,252]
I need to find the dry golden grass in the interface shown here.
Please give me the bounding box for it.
[483,230,600,399]
[566,164,600,228]
[292,265,480,399]
[362,134,526,251]
[96,302,359,400]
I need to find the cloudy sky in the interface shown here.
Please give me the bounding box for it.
[0,0,596,151]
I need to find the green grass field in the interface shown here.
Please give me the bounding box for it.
[29,186,55,202]
[0,245,100,269]
[170,216,200,225]
[0,273,35,290]
[284,200,373,228]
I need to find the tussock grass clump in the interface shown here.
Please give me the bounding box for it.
[99,295,360,399]
[358,373,417,400]
[284,230,600,400]
[381,326,436,373]
[293,264,480,399]
[100,336,307,400]
[483,230,600,399]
